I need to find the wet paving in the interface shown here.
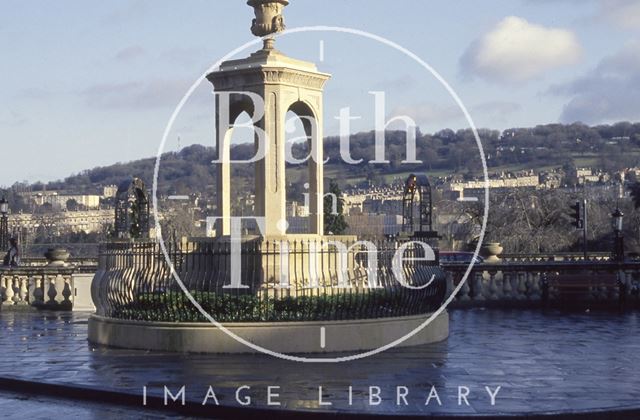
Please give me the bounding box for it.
[0,308,639,417]
[0,390,188,420]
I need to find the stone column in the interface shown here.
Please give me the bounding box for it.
[255,87,287,236]
[214,101,232,236]
[306,103,324,236]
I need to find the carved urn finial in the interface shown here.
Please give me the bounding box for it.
[247,0,289,49]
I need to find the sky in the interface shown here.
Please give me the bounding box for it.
[1,0,639,186]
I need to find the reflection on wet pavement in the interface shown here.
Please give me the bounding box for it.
[1,308,639,415]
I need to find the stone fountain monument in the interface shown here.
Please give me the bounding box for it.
[208,0,328,238]
[87,1,449,354]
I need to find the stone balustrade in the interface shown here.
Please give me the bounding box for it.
[443,260,640,307]
[5,252,639,311]
[0,267,77,310]
[20,257,98,272]
[499,252,612,263]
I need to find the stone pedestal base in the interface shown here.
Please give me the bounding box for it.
[88,311,448,354]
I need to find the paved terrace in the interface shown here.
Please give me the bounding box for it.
[0,309,639,418]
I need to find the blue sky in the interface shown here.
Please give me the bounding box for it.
[1,0,639,186]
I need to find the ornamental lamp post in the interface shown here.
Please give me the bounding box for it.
[0,196,8,251]
[611,207,624,262]
[612,208,623,232]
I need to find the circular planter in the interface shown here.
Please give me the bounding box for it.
[44,248,70,267]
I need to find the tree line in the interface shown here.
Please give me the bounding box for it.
[7,121,640,199]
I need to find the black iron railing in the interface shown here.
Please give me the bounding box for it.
[92,239,447,322]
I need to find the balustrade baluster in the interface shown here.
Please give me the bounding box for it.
[55,274,66,306]
[47,276,58,306]
[62,276,73,308]
[528,273,541,301]
[445,272,454,298]
[625,270,635,300]
[502,272,513,300]
[33,275,45,306]
[458,274,471,301]
[27,275,36,304]
[4,275,15,306]
[611,271,621,301]
[488,270,500,300]
[517,272,527,300]
[11,277,20,304]
[0,275,5,303]
[473,271,485,301]
[17,277,28,305]
[598,278,609,301]
[589,275,600,301]
[631,270,640,303]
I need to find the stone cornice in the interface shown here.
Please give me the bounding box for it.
[207,67,330,91]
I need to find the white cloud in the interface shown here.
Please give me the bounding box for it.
[461,16,583,83]
[550,41,640,123]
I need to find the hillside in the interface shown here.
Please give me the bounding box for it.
[27,121,640,195]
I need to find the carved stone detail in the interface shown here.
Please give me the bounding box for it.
[210,69,328,92]
[248,0,289,38]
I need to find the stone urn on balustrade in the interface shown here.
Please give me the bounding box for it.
[468,238,504,263]
[44,248,70,267]
[480,242,504,263]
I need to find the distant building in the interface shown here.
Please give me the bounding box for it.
[342,194,366,215]
[444,171,540,199]
[22,192,101,210]
[539,171,562,189]
[8,209,113,235]
[53,194,101,210]
[621,167,640,183]
[343,186,405,216]
[567,167,610,185]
